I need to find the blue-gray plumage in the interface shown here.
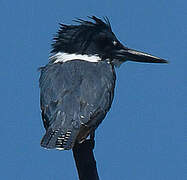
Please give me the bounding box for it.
[40,60,115,149]
[39,16,168,150]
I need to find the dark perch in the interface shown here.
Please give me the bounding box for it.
[72,139,100,180]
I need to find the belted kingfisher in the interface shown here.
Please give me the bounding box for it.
[39,16,168,150]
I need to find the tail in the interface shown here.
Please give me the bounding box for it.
[40,128,78,150]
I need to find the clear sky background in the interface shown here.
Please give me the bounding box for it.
[0,0,186,179]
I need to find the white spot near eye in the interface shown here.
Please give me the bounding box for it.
[113,41,117,46]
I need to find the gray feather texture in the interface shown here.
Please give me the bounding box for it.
[39,60,116,150]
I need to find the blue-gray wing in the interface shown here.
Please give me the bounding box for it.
[39,60,116,150]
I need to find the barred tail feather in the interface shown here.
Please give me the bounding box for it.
[40,128,78,150]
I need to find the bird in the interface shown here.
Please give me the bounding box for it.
[39,16,168,150]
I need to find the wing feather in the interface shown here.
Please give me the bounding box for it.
[39,60,115,150]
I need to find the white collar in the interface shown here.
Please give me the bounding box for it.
[50,52,101,63]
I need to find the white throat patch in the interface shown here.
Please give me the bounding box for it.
[50,52,101,63]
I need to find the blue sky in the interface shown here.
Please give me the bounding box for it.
[1,0,186,179]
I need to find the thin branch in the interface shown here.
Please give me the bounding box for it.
[72,139,100,180]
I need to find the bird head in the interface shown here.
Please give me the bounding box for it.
[51,16,168,66]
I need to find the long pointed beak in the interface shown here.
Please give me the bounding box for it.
[116,47,168,64]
